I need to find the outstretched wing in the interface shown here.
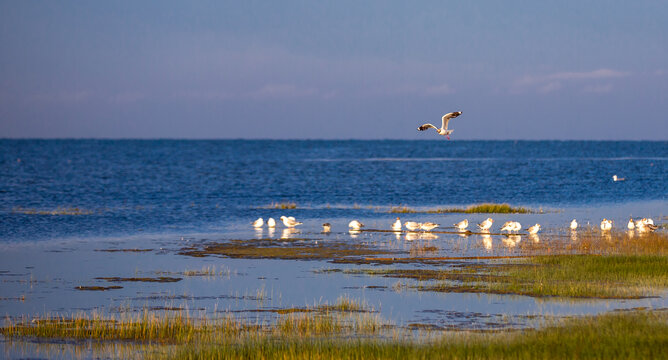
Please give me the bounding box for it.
[417,123,437,131]
[441,111,462,130]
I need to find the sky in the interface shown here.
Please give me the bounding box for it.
[1,1,667,140]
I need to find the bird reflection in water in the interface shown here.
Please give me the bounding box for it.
[281,227,299,239]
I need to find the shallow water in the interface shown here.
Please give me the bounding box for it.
[0,140,666,358]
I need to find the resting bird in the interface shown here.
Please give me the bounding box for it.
[527,224,541,234]
[570,219,578,230]
[391,218,402,231]
[252,218,264,228]
[454,219,469,231]
[420,222,439,231]
[267,218,276,228]
[405,221,421,231]
[280,216,302,227]
[417,111,463,140]
[348,220,364,230]
[600,219,612,231]
[477,218,493,231]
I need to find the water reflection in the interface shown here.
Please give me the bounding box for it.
[570,230,578,242]
[482,234,493,250]
[267,227,276,238]
[627,230,635,239]
[405,232,420,241]
[502,234,521,248]
[529,233,540,243]
[281,228,299,239]
[419,232,438,240]
[393,231,402,241]
[348,229,361,238]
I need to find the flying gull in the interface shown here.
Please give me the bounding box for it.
[417,111,463,140]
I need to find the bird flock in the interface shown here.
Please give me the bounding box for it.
[252,215,659,236]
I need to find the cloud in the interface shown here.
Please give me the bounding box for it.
[513,68,629,94]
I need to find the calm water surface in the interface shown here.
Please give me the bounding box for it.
[0,140,666,347]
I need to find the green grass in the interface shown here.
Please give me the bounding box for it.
[389,203,532,214]
[267,201,297,209]
[3,308,667,359]
[168,310,668,359]
[425,254,668,299]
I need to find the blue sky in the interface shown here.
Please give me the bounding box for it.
[1,1,667,139]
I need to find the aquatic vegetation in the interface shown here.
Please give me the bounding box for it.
[423,254,668,299]
[178,238,394,261]
[266,201,297,209]
[165,310,668,360]
[95,276,182,283]
[12,206,95,215]
[389,203,532,214]
[75,285,123,291]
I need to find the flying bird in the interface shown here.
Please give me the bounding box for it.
[417,111,463,140]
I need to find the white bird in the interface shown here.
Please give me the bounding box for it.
[417,111,463,140]
[391,217,402,231]
[612,175,625,182]
[527,224,541,234]
[454,219,469,231]
[267,218,276,228]
[501,221,522,233]
[322,223,331,232]
[348,220,364,230]
[600,219,612,231]
[420,222,439,231]
[477,218,493,231]
[405,221,421,231]
[627,218,635,230]
[280,216,302,227]
[252,217,264,228]
[570,219,578,230]
[642,218,654,226]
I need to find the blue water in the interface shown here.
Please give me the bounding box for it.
[1,140,666,242]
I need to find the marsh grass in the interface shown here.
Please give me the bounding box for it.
[168,310,668,359]
[424,254,668,299]
[266,201,297,209]
[12,206,94,215]
[389,203,532,214]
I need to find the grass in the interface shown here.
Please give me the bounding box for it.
[12,206,94,215]
[167,310,668,359]
[179,238,394,260]
[3,307,667,359]
[423,254,668,299]
[266,201,297,209]
[389,203,532,214]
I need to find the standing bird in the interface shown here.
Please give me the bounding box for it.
[570,219,578,230]
[280,216,302,227]
[477,218,494,231]
[417,111,463,140]
[267,218,276,228]
[600,219,613,231]
[405,221,421,231]
[391,217,402,231]
[627,218,635,230]
[500,221,515,233]
[454,219,469,231]
[420,222,439,231]
[527,224,541,234]
[348,220,364,230]
[252,218,264,228]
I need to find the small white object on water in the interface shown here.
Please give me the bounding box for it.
[391,217,402,231]
[348,220,364,230]
[527,224,541,234]
[570,219,578,230]
[322,223,331,232]
[600,219,613,231]
[612,175,625,182]
[454,219,469,231]
[267,218,276,228]
[405,221,421,231]
[252,217,264,228]
[477,218,493,231]
[420,222,439,231]
[280,216,302,227]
